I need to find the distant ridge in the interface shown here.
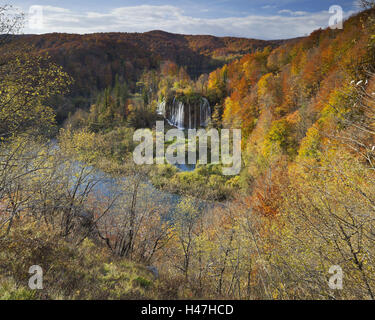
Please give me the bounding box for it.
[7,30,293,83]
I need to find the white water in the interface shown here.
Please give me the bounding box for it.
[156,99,166,117]
[200,97,211,127]
[169,97,185,129]
[157,97,211,129]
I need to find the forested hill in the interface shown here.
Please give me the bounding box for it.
[207,7,375,189]
[10,31,288,95]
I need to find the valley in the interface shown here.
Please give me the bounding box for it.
[1,2,375,301]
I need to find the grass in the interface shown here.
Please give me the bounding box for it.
[0,220,158,300]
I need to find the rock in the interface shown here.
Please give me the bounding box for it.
[146,266,159,279]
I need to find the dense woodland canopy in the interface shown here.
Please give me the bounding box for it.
[5,31,288,123]
[1,2,375,300]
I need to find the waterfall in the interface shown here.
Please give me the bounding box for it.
[200,97,211,127]
[189,104,191,129]
[169,98,185,129]
[160,96,211,129]
[157,99,166,116]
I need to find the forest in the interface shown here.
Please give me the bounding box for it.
[6,30,288,124]
[1,1,375,300]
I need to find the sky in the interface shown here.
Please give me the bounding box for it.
[9,0,363,39]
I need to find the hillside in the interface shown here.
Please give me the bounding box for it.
[17,31,287,82]
[211,8,375,157]
[21,31,287,80]
[4,31,289,121]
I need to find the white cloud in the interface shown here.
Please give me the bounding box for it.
[278,9,308,16]
[262,5,277,9]
[25,5,355,39]
[42,6,71,13]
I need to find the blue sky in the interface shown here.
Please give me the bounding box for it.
[11,0,362,39]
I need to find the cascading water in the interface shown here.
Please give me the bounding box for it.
[158,96,211,129]
[157,99,166,116]
[169,98,185,129]
[200,98,211,127]
[188,104,191,129]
